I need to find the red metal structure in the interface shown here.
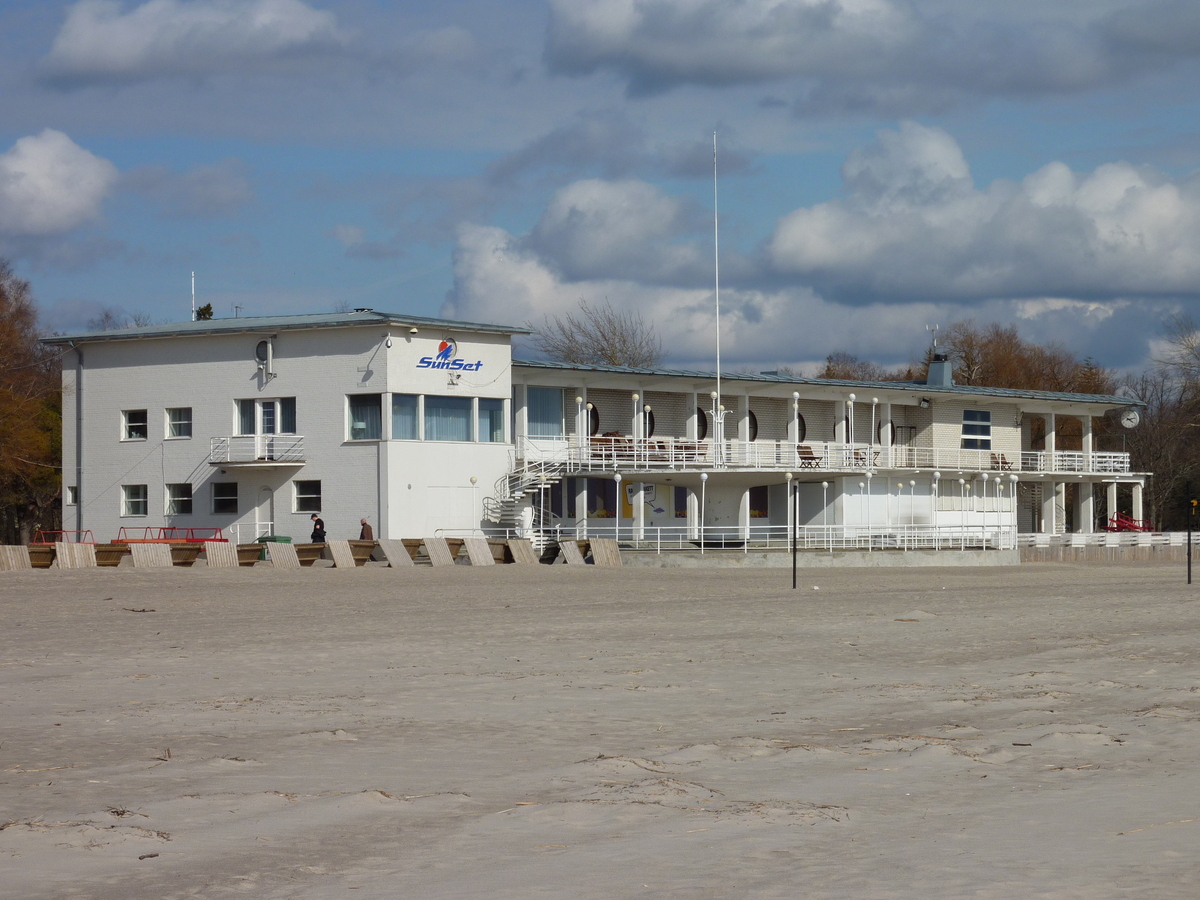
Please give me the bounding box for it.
[32,530,96,544]
[114,527,226,543]
[1103,512,1152,532]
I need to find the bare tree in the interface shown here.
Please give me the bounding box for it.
[529,300,663,369]
[87,308,159,331]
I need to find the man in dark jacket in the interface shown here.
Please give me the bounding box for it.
[359,518,374,541]
[310,513,327,543]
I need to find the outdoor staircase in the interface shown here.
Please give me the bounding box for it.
[483,460,568,553]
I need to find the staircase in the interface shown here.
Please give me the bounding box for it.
[483,459,568,552]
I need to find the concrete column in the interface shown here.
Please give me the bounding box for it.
[513,384,527,443]
[1106,482,1118,527]
[739,487,751,539]
[631,390,641,440]
[1132,481,1144,523]
[633,482,645,540]
[1081,415,1093,461]
[1077,481,1094,533]
[835,401,848,444]
[576,478,588,538]
[1055,481,1068,534]
[1041,480,1056,534]
[1044,412,1056,470]
[880,401,892,466]
[738,395,750,441]
[687,392,699,440]
[688,488,699,539]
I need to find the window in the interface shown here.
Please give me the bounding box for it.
[66,485,78,505]
[212,482,238,514]
[425,395,472,441]
[279,397,296,434]
[527,387,564,437]
[294,480,321,513]
[237,399,255,435]
[696,407,709,441]
[348,394,382,441]
[747,410,759,442]
[392,394,418,440]
[165,483,193,515]
[123,409,147,440]
[122,484,148,516]
[749,485,769,518]
[795,413,807,442]
[479,398,504,442]
[166,407,192,438]
[674,486,688,519]
[237,398,295,435]
[962,409,992,450]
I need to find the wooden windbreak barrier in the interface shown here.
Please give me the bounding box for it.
[326,540,357,568]
[266,542,302,570]
[506,538,540,564]
[423,537,456,567]
[376,539,415,567]
[557,540,587,565]
[462,537,495,566]
[0,545,32,570]
[587,538,623,567]
[130,543,173,568]
[203,541,239,568]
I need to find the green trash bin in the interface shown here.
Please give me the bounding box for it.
[255,534,292,560]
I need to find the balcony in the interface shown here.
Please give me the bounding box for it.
[518,437,1131,477]
[209,435,305,466]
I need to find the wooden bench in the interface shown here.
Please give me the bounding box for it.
[556,540,587,565]
[56,542,97,568]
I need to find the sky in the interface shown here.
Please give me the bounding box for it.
[3,0,1200,373]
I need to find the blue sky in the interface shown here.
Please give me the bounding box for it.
[3,0,1200,372]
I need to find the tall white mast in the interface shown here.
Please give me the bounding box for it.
[713,131,721,418]
[191,271,196,321]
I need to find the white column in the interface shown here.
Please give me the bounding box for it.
[738,395,750,441]
[688,488,700,539]
[576,478,588,538]
[513,385,527,442]
[739,488,751,539]
[1044,412,1056,467]
[835,400,848,443]
[1081,415,1093,468]
[633,482,645,539]
[880,401,892,467]
[1078,481,1094,533]
[687,392,699,440]
[1055,482,1067,534]
[1041,480,1057,534]
[1132,481,1144,523]
[1106,482,1118,527]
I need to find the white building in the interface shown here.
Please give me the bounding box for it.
[46,310,1146,550]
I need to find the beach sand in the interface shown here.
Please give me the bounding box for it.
[1,562,1198,898]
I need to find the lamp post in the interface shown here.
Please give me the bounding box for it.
[822,481,830,552]
[614,472,622,543]
[586,402,595,465]
[910,479,917,546]
[792,391,800,465]
[865,471,873,551]
[932,472,941,547]
[959,478,967,550]
[643,403,652,466]
[786,472,795,588]
[897,481,906,549]
[470,475,478,536]
[847,393,856,466]
[700,472,708,554]
[1009,473,1019,550]
[575,396,583,460]
[981,473,990,549]
[858,481,866,550]
[710,390,721,465]
[871,396,879,463]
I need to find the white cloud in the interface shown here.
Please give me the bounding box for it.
[767,121,1200,301]
[43,0,347,83]
[0,130,118,236]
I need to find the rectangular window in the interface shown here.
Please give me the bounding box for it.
[123,409,148,440]
[478,397,504,442]
[392,393,418,440]
[280,397,296,434]
[962,409,992,450]
[237,399,255,435]
[165,483,193,515]
[674,486,688,519]
[66,485,78,505]
[425,395,472,441]
[348,394,382,441]
[122,484,148,516]
[212,482,238,514]
[294,480,321,513]
[527,387,564,437]
[166,407,192,438]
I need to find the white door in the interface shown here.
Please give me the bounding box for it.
[256,486,274,538]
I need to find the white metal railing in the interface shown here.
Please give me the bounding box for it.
[210,435,305,464]
[438,522,1016,552]
[516,436,1130,476]
[231,521,274,543]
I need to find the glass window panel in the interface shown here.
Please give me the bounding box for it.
[478,398,504,442]
[425,395,472,442]
[349,394,382,440]
[280,397,296,434]
[237,399,255,435]
[166,407,192,438]
[123,410,147,440]
[165,483,192,515]
[261,401,276,435]
[122,484,148,516]
[527,387,564,437]
[392,394,418,440]
[212,482,238,514]
[294,480,321,513]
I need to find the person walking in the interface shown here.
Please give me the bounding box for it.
[359,518,374,541]
[310,513,327,543]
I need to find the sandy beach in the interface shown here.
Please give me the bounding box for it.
[1,562,1198,898]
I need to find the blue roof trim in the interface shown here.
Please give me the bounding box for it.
[512,358,1139,407]
[43,309,530,344]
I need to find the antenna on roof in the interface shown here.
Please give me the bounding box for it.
[926,323,939,349]
[233,304,243,318]
[191,271,196,322]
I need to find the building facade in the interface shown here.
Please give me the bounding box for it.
[47,311,1146,549]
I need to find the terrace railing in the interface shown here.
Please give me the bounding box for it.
[210,435,305,464]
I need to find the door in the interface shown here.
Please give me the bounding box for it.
[256,486,274,538]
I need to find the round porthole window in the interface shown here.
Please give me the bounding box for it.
[696,407,709,440]
[588,405,601,436]
[255,340,269,362]
[748,410,759,442]
[796,413,807,442]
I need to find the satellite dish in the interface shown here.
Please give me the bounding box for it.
[1119,408,1140,429]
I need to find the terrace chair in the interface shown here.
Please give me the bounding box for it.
[422,536,457,567]
[130,543,173,568]
[990,452,1015,471]
[376,539,415,567]
[506,538,540,564]
[326,540,357,568]
[0,545,32,570]
[462,537,496,566]
[266,542,302,569]
[203,541,239,568]
[796,445,822,468]
[587,538,623,567]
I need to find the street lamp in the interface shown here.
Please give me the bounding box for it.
[981,473,990,548]
[700,472,708,553]
[932,472,941,547]
[614,472,622,543]
[871,396,879,462]
[847,394,856,464]
[786,472,795,587]
[470,475,478,536]
[822,481,830,552]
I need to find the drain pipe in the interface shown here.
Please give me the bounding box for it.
[67,341,83,534]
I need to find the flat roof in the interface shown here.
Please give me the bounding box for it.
[43,310,531,344]
[512,358,1140,408]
